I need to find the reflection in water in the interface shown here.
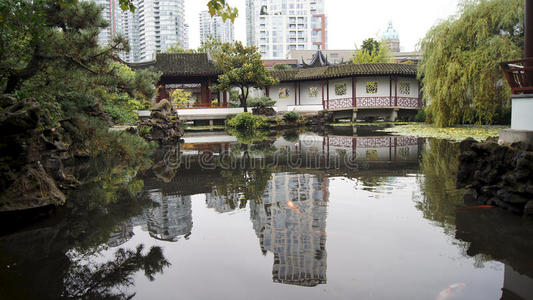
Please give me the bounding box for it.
[146,192,192,242]
[62,245,170,299]
[455,208,533,300]
[418,138,465,233]
[250,173,328,287]
[4,130,533,299]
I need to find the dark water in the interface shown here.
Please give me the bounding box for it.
[1,128,533,300]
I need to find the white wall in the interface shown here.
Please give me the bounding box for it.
[356,76,391,98]
[396,77,419,98]
[271,83,295,111]
[328,78,353,100]
[299,80,323,105]
[512,96,533,131]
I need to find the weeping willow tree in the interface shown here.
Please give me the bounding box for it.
[418,0,524,127]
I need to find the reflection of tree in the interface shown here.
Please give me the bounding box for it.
[217,166,276,209]
[63,245,170,299]
[417,138,465,233]
[417,139,491,267]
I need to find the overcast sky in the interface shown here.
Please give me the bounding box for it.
[185,0,461,52]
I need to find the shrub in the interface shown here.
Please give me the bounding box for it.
[415,109,426,122]
[227,112,269,131]
[247,96,276,108]
[283,111,300,122]
[273,63,292,70]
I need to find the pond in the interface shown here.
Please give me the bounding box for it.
[1,127,532,300]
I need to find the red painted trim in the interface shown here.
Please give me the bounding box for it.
[394,77,398,106]
[266,86,270,97]
[223,91,228,106]
[294,82,298,105]
[352,137,357,161]
[298,82,301,105]
[326,80,330,110]
[321,81,325,109]
[389,76,393,106]
[208,80,212,103]
[352,77,357,107]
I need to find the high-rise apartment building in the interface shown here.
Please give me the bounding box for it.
[246,0,327,59]
[84,0,122,46]
[199,11,235,44]
[87,0,188,62]
[134,0,188,61]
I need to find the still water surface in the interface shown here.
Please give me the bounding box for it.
[1,128,532,299]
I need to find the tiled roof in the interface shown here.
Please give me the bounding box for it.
[128,53,220,77]
[271,63,417,81]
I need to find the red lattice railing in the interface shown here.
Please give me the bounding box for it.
[328,98,353,110]
[500,58,533,94]
[397,97,420,108]
[356,97,392,107]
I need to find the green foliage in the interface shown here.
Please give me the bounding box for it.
[361,38,381,54]
[165,42,196,53]
[0,0,160,124]
[116,0,238,20]
[418,0,523,127]
[226,128,270,145]
[198,35,223,57]
[282,130,300,142]
[273,63,292,70]
[101,93,147,125]
[417,139,465,234]
[283,111,300,122]
[207,0,238,22]
[352,40,392,63]
[227,112,270,131]
[381,124,502,141]
[212,41,278,112]
[170,89,192,106]
[415,109,426,122]
[247,96,276,108]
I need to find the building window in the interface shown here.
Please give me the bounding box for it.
[400,82,410,95]
[366,81,378,94]
[335,83,347,96]
[309,87,319,97]
[278,88,290,99]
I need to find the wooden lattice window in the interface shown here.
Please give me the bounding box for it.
[335,83,347,96]
[399,82,410,95]
[309,87,319,97]
[366,81,378,94]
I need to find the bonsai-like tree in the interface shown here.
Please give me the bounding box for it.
[212,42,278,112]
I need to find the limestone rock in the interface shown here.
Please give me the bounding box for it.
[0,163,66,212]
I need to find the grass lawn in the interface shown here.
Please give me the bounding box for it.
[379,123,507,142]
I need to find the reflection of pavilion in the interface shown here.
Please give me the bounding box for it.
[107,222,134,248]
[146,191,193,242]
[250,173,328,287]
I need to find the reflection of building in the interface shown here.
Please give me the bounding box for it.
[145,191,193,242]
[206,187,238,213]
[250,173,328,286]
[107,222,134,247]
[246,0,327,59]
